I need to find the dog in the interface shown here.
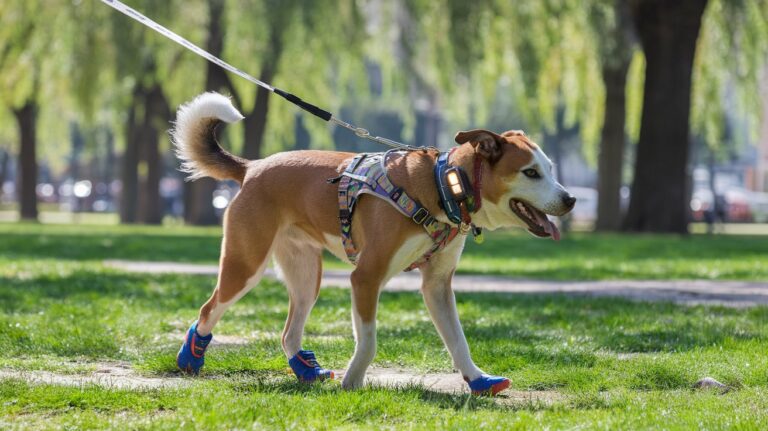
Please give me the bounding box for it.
[172,92,575,395]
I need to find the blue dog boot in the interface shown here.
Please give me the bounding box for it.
[465,374,510,396]
[176,321,212,375]
[288,350,334,383]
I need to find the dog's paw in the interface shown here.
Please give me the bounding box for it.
[176,321,212,375]
[464,374,510,396]
[341,374,365,390]
[289,350,334,383]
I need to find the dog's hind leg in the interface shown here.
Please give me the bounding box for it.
[177,204,276,374]
[176,252,269,374]
[273,230,334,382]
[273,237,322,358]
[196,255,268,337]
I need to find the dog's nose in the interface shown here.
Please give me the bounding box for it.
[561,193,576,209]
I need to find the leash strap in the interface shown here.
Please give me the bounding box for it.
[100,0,409,148]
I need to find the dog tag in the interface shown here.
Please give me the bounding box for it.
[472,226,484,244]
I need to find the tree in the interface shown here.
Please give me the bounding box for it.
[592,0,635,231]
[0,1,54,221]
[691,0,768,168]
[0,149,9,199]
[623,0,709,233]
[185,0,239,226]
[225,0,364,158]
[107,0,194,224]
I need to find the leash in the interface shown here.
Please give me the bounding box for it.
[101,0,485,243]
[99,0,409,150]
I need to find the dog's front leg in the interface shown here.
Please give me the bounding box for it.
[420,262,484,382]
[420,241,510,395]
[342,267,384,390]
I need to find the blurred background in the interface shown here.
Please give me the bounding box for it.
[0,0,767,234]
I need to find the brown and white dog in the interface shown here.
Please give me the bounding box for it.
[172,92,575,389]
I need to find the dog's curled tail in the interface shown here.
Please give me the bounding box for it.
[171,92,248,183]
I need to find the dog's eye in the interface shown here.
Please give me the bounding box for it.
[522,169,540,179]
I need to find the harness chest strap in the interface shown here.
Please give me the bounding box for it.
[336,151,459,271]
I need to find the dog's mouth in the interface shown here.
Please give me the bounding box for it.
[509,199,560,241]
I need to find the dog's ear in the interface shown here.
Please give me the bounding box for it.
[501,130,526,138]
[454,129,506,164]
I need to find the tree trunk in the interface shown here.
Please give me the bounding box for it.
[184,0,237,226]
[0,149,9,200]
[595,0,634,232]
[242,67,274,160]
[544,106,575,232]
[596,62,631,231]
[120,87,142,224]
[104,128,116,186]
[12,100,38,221]
[623,0,708,233]
[242,27,282,160]
[140,83,168,225]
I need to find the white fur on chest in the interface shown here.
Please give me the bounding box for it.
[385,234,435,278]
[323,232,439,277]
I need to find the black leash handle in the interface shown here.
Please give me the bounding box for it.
[273,88,333,122]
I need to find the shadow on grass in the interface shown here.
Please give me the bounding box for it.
[382,290,765,354]
[228,376,555,412]
[2,270,765,361]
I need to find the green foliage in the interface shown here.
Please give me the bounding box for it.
[0,0,78,170]
[1,0,768,175]
[225,0,366,153]
[692,0,768,153]
[398,0,606,159]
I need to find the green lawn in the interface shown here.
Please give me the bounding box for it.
[1,223,767,429]
[1,222,767,280]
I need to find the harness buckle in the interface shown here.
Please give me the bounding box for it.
[412,208,430,225]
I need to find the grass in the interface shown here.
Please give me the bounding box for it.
[1,222,767,429]
[0,222,766,280]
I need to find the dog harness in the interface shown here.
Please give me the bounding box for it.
[334,150,460,271]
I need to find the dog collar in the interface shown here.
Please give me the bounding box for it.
[434,149,482,231]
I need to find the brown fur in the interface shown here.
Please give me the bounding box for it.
[193,127,540,326]
[452,130,536,205]
[171,90,583,390]
[189,116,541,338]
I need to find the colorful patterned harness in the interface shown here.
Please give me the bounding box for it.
[335,150,459,271]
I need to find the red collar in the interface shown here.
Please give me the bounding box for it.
[472,154,483,212]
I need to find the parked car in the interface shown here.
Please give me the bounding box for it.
[747,191,768,223]
[690,187,760,223]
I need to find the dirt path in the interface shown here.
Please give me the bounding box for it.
[0,363,188,390]
[105,260,768,307]
[0,363,562,405]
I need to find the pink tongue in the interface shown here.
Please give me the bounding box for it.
[533,211,561,241]
[547,220,561,241]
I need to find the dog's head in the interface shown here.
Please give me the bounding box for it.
[455,129,576,240]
